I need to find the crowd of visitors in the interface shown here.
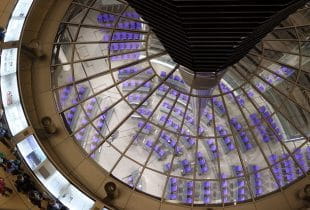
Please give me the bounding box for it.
[0,126,68,210]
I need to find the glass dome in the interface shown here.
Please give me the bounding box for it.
[51,0,310,206]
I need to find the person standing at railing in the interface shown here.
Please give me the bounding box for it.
[0,127,11,148]
[28,189,44,208]
[0,177,13,197]
[47,199,68,210]
[0,152,8,169]
[4,159,21,175]
[0,27,5,42]
[15,173,34,194]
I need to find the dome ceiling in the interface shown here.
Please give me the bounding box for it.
[50,0,310,206]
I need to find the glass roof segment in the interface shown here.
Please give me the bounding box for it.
[51,0,310,206]
[4,0,33,42]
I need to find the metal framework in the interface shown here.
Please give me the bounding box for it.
[50,0,310,208]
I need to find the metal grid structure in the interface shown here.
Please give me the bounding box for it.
[50,0,310,207]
